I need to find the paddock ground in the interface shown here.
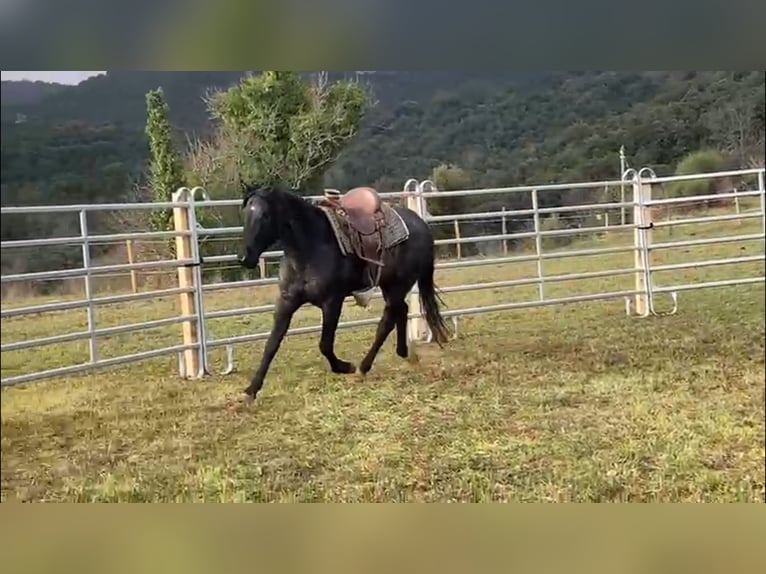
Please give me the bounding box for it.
[1,208,764,501]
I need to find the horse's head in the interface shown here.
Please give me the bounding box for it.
[239,187,279,269]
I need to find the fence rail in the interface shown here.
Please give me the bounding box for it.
[2,168,764,386]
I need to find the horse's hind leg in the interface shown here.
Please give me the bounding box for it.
[319,296,356,374]
[394,299,409,358]
[359,287,408,374]
[359,303,399,375]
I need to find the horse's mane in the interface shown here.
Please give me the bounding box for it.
[241,184,315,211]
[241,185,326,253]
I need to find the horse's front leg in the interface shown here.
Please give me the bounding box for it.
[319,296,356,374]
[244,294,302,400]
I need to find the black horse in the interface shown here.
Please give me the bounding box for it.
[238,184,451,401]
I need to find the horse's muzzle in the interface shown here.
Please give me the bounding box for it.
[239,255,259,269]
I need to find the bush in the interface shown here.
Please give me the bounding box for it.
[666,149,724,198]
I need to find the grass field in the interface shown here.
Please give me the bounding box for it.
[1,202,764,502]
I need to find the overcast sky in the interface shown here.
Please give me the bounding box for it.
[1,71,106,84]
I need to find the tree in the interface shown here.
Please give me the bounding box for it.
[704,98,752,166]
[145,88,184,231]
[204,71,370,193]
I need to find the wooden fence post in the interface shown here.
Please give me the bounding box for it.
[632,178,653,316]
[126,239,138,293]
[172,189,200,377]
[453,219,462,259]
[501,206,508,255]
[259,257,266,278]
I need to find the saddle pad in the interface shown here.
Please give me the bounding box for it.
[320,203,410,257]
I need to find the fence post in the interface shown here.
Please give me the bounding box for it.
[172,189,201,378]
[632,176,653,316]
[406,180,431,343]
[126,239,138,293]
[80,210,98,365]
[531,189,545,301]
[620,145,627,225]
[501,206,508,255]
[453,219,462,259]
[759,170,765,245]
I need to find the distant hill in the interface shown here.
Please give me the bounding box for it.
[0,71,558,208]
[1,72,245,131]
[328,71,764,192]
[0,80,72,108]
[3,70,763,201]
[1,71,546,132]
[0,80,73,116]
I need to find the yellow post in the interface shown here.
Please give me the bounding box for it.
[406,183,430,343]
[501,206,508,255]
[126,239,138,293]
[633,179,653,316]
[172,190,200,377]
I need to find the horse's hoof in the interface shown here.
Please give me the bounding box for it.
[335,361,356,374]
[224,392,254,413]
[396,346,408,359]
[406,347,420,364]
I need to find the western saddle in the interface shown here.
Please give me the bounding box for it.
[322,186,388,291]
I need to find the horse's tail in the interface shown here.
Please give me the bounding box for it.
[417,262,451,346]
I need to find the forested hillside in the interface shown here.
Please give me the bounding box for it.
[1,72,543,130]
[1,70,764,279]
[328,71,764,192]
[0,72,544,206]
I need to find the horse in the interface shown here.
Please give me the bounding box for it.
[238,184,451,402]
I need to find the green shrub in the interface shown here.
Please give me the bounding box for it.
[666,149,724,198]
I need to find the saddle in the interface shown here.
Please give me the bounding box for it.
[321,187,388,287]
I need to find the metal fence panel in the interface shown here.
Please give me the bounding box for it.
[2,168,764,386]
